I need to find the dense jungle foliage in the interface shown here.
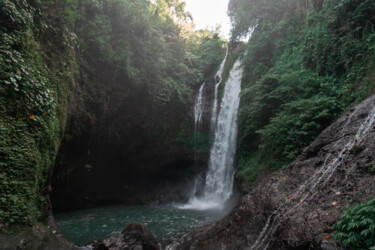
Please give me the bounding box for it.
[0,0,77,233]
[228,0,375,181]
[0,0,225,232]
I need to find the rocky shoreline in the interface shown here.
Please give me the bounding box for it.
[161,94,375,249]
[4,93,374,250]
[82,94,375,250]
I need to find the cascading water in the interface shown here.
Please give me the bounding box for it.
[194,82,205,135]
[210,49,228,132]
[191,83,206,196]
[251,98,375,250]
[181,58,243,210]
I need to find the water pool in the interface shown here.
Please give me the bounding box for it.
[54,204,227,246]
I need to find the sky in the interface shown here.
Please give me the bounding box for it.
[183,0,231,39]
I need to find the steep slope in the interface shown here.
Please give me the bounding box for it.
[166,93,375,249]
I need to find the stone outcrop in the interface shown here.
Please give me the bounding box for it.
[165,94,375,249]
[0,215,79,250]
[89,223,159,250]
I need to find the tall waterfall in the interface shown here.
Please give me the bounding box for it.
[210,49,228,132]
[193,82,205,173]
[194,83,205,131]
[181,58,243,210]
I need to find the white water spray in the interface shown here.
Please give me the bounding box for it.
[181,58,243,210]
[194,83,205,131]
[211,49,228,132]
[192,82,206,177]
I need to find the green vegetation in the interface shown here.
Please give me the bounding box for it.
[3,0,373,243]
[333,198,375,249]
[0,0,225,233]
[228,0,375,180]
[57,0,226,149]
[187,30,227,82]
[0,0,76,232]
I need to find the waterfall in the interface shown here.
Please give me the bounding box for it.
[210,49,228,132]
[192,82,205,177]
[181,58,243,210]
[194,83,205,132]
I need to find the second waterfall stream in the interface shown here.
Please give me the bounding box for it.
[180,57,243,210]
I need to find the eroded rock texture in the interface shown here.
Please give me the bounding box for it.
[166,94,375,249]
[90,223,159,250]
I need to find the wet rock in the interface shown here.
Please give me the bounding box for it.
[165,94,375,249]
[0,223,78,250]
[90,223,159,250]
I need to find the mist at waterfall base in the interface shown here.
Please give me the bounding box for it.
[54,58,242,245]
[178,58,243,211]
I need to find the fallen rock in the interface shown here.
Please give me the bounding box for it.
[165,95,375,249]
[90,223,159,250]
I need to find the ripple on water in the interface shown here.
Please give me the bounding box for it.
[55,204,228,246]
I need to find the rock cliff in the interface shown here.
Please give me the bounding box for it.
[166,93,375,249]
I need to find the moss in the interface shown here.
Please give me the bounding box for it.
[236,152,263,183]
[368,165,375,174]
[350,144,366,155]
[0,0,76,233]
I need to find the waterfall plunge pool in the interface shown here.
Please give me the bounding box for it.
[54,204,229,246]
[55,50,242,247]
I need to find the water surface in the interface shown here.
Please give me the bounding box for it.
[55,205,226,246]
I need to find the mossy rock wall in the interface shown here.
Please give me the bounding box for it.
[0,0,77,232]
[1,0,228,227]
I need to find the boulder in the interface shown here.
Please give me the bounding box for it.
[165,94,375,249]
[90,223,159,250]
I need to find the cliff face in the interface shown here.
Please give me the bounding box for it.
[167,93,375,249]
[0,0,226,237]
[48,0,226,211]
[0,0,77,233]
[50,110,199,210]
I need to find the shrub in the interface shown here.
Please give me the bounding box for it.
[333,198,375,249]
[257,96,342,169]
